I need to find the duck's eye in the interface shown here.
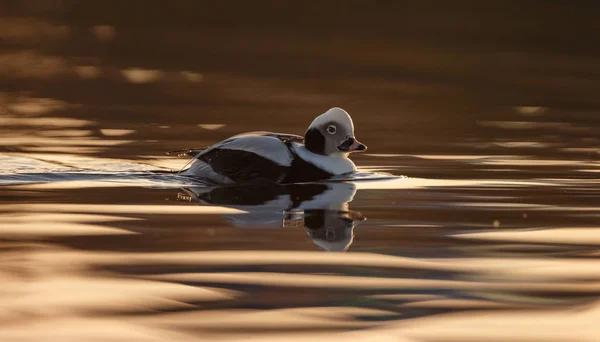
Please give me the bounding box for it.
[327,125,337,135]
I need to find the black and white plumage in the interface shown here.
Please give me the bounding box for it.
[177,107,367,184]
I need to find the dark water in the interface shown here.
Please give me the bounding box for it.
[1,2,600,341]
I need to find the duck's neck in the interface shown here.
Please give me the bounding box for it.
[291,143,356,175]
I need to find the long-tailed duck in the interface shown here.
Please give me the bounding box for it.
[174,107,366,184]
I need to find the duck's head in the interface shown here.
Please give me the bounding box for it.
[304,107,367,156]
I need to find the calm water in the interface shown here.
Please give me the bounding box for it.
[1,2,600,341]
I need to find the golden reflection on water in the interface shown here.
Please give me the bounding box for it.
[3,203,245,215]
[1,3,600,340]
[1,241,600,341]
[121,68,164,84]
[73,65,102,80]
[2,147,600,340]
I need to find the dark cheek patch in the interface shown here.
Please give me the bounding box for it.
[304,128,325,155]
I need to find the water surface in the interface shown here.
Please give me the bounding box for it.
[1,2,600,341]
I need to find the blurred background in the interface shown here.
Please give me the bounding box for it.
[1,1,600,341]
[2,0,599,160]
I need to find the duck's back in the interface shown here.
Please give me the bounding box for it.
[180,132,300,184]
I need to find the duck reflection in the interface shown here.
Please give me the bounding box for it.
[178,182,365,251]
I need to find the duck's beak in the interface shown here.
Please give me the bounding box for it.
[338,137,367,152]
[349,138,367,152]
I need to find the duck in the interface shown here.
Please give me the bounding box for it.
[176,107,367,184]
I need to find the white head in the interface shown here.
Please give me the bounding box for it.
[304,107,367,156]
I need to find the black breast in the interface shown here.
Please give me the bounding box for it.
[281,149,333,184]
